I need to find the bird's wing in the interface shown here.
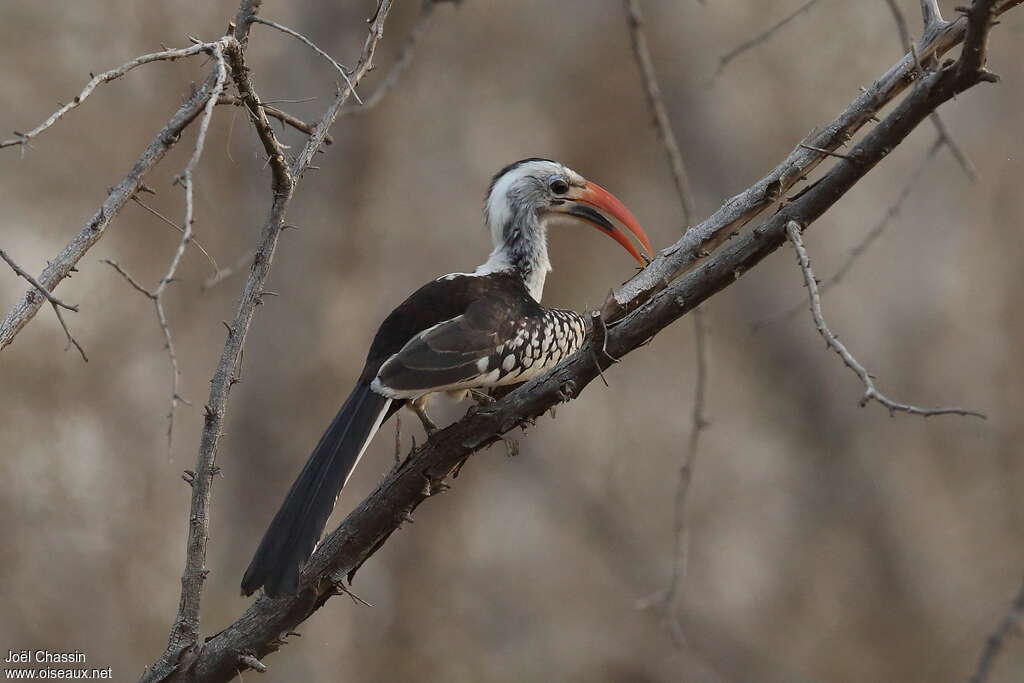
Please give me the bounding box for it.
[374,295,524,394]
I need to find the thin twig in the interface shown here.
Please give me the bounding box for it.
[143,2,396,677]
[217,94,334,144]
[161,43,228,449]
[250,17,363,104]
[1,68,223,351]
[131,195,219,273]
[0,42,218,150]
[623,0,709,644]
[623,0,696,225]
[50,303,88,362]
[968,577,1024,683]
[0,249,78,311]
[102,44,227,451]
[201,249,256,291]
[785,221,985,419]
[101,259,155,298]
[753,136,943,331]
[711,0,827,82]
[342,0,436,117]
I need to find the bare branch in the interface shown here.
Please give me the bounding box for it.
[622,0,707,643]
[142,2,396,679]
[0,70,221,352]
[51,303,88,363]
[101,259,155,299]
[342,0,437,117]
[173,4,1020,675]
[958,0,1003,83]
[969,577,1024,683]
[752,136,943,331]
[0,42,218,150]
[882,0,977,181]
[603,1,1021,323]
[785,221,984,418]
[250,17,363,104]
[131,195,219,273]
[0,249,78,312]
[656,306,707,645]
[201,249,256,291]
[217,94,334,144]
[711,0,826,82]
[623,0,696,225]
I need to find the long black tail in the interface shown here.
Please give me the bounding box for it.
[242,382,391,597]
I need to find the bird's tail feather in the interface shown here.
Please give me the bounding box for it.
[241,382,391,597]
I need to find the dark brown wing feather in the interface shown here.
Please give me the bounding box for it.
[359,270,542,387]
[376,295,523,391]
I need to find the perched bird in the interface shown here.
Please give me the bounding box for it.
[242,158,652,597]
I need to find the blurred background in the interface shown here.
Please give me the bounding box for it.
[2,1,1023,681]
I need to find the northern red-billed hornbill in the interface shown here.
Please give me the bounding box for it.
[242,158,652,597]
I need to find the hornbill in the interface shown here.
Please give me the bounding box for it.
[242,158,652,597]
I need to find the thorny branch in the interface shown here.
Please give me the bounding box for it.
[752,136,943,330]
[0,63,223,351]
[249,16,362,104]
[968,577,1024,683]
[176,1,1017,679]
[882,0,976,180]
[1,248,90,363]
[101,42,228,450]
[0,249,78,313]
[0,42,220,151]
[623,0,708,643]
[603,0,1022,324]
[785,221,984,418]
[342,0,437,117]
[2,0,1017,680]
[141,1,397,680]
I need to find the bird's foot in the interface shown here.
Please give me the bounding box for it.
[409,399,439,435]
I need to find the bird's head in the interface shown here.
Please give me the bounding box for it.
[485,158,653,265]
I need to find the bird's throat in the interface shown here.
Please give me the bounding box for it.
[477,220,550,302]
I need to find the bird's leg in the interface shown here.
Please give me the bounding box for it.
[409,396,438,435]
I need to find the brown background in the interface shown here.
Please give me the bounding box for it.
[2,1,1023,681]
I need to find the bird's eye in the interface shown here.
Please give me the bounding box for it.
[549,177,569,195]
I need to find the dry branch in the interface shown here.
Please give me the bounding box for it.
[603,0,1020,324]
[0,42,219,151]
[712,0,826,81]
[341,0,437,117]
[141,2,396,680]
[969,577,1024,683]
[623,0,708,642]
[785,221,983,418]
[249,17,362,104]
[175,1,1018,678]
[881,0,977,180]
[753,136,943,330]
[0,74,221,351]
